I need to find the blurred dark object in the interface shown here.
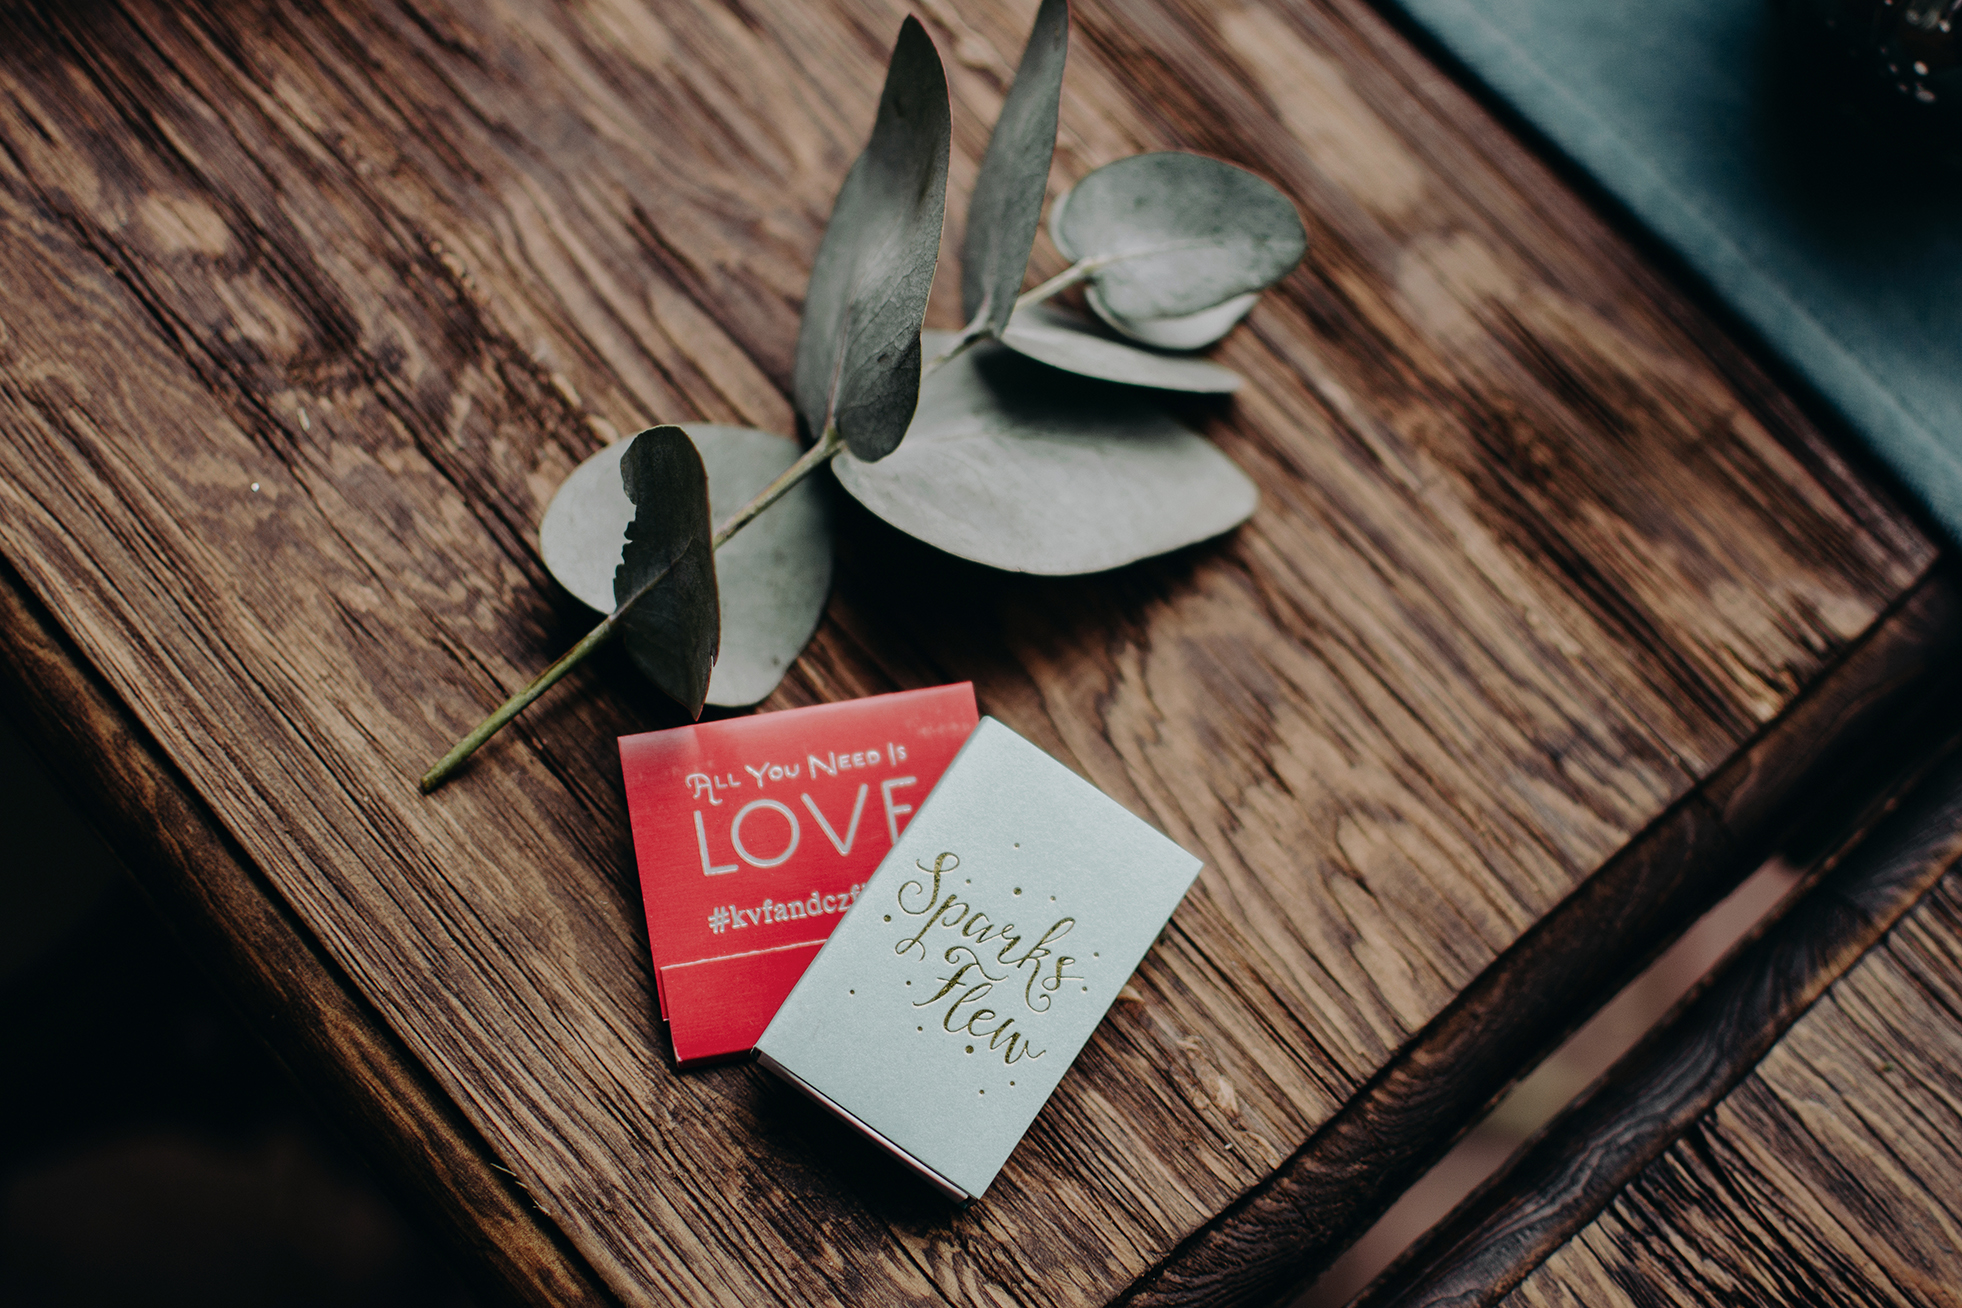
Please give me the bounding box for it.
[0,707,480,1308]
[1778,0,1962,142]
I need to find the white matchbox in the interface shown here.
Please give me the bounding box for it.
[754,716,1202,1203]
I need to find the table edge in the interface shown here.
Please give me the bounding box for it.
[0,554,620,1308]
[1352,669,1962,1308]
[1122,562,1962,1308]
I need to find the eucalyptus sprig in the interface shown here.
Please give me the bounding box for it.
[421,426,717,791]
[421,17,954,793]
[422,0,1310,792]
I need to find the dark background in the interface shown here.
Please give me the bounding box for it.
[0,704,479,1308]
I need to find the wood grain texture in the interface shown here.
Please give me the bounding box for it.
[1500,758,1962,1308]
[0,0,1940,1303]
[1132,574,1962,1308]
[1354,677,1962,1308]
[0,552,616,1308]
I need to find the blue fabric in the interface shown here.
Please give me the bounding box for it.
[1383,0,1962,542]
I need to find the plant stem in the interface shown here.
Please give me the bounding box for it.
[421,424,846,793]
[712,424,843,547]
[419,611,622,793]
[923,327,984,374]
[427,244,1199,789]
[1013,258,1091,312]
[920,260,1096,377]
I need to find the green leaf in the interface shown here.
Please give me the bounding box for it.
[1052,152,1306,320]
[690,428,833,706]
[1084,287,1259,350]
[834,332,1257,574]
[961,0,1069,339]
[793,17,951,462]
[539,426,832,708]
[540,447,637,616]
[1049,184,1260,348]
[614,426,719,718]
[1000,303,1242,392]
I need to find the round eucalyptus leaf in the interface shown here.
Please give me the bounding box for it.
[540,445,638,615]
[1052,152,1306,320]
[962,0,1068,339]
[615,428,719,719]
[1084,286,1260,351]
[1054,167,1261,349]
[1000,303,1242,392]
[792,17,951,462]
[834,332,1256,575]
[540,426,832,707]
[1045,176,1075,262]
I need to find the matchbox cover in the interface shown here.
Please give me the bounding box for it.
[754,717,1202,1203]
[620,683,978,1065]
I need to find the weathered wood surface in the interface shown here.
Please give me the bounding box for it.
[1354,683,1962,1308]
[1502,754,1962,1308]
[0,0,1943,1303]
[1134,577,1961,1307]
[0,556,614,1308]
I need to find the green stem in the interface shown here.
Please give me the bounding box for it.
[712,424,843,547]
[1009,242,1235,319]
[1013,258,1093,313]
[419,612,622,793]
[421,424,846,793]
[923,327,985,374]
[920,260,1098,378]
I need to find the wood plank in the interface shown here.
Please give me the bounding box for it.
[1501,760,1962,1308]
[1349,675,1962,1308]
[0,0,1939,1303]
[1128,573,1962,1307]
[0,553,615,1308]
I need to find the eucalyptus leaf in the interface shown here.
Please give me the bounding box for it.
[792,17,951,462]
[615,427,719,718]
[834,332,1256,574]
[1052,179,1264,349]
[1045,174,1076,266]
[1000,303,1242,392]
[539,426,832,707]
[961,0,1068,339]
[1084,286,1260,350]
[1052,152,1306,320]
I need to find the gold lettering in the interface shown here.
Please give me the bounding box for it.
[941,981,994,1032]
[888,849,1077,1063]
[1000,916,1074,970]
[992,929,1024,968]
[962,912,1010,947]
[896,852,958,916]
[1007,918,1075,1011]
[988,1019,1045,1063]
[895,891,959,960]
[917,957,987,1007]
[943,944,1008,983]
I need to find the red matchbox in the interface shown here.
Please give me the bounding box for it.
[620,684,979,1066]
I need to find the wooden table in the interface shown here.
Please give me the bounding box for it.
[1353,703,1962,1308]
[1510,854,1962,1308]
[0,0,1951,1304]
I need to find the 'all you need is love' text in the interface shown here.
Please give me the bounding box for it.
[688,742,919,878]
